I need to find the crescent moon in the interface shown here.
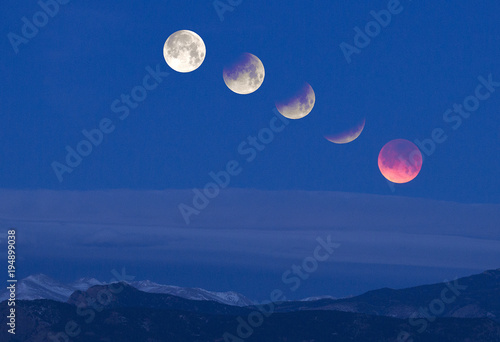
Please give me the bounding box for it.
[325,118,366,144]
[276,83,315,119]
[163,30,206,73]
[223,53,265,95]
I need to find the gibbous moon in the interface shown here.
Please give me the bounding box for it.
[223,53,265,95]
[163,30,206,73]
[325,118,366,144]
[276,83,315,119]
[378,139,423,184]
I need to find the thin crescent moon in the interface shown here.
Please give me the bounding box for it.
[325,118,366,144]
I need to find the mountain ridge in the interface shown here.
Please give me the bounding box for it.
[273,268,500,322]
[1,268,499,341]
[0,273,254,307]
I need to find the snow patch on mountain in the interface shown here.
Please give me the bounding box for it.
[300,295,337,302]
[70,277,103,291]
[0,274,75,302]
[0,274,254,307]
[129,280,254,307]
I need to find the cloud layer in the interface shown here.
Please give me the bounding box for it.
[0,188,498,272]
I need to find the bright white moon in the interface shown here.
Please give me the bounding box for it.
[223,53,265,95]
[163,30,206,73]
[276,83,315,119]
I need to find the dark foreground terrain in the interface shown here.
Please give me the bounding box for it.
[1,269,499,341]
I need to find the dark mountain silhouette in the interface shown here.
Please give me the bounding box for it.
[1,268,499,341]
[273,268,500,321]
[67,282,250,316]
[1,299,499,341]
[0,274,253,307]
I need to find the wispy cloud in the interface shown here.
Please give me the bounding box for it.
[0,189,499,272]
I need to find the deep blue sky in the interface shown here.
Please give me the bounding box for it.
[2,0,499,201]
[1,0,500,300]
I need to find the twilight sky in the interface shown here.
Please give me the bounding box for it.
[1,0,500,300]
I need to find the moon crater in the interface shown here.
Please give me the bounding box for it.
[223,53,265,95]
[163,30,206,73]
[378,139,423,184]
[276,83,316,119]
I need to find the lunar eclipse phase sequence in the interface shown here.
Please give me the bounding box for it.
[163,30,423,185]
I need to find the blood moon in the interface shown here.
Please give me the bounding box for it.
[378,139,423,183]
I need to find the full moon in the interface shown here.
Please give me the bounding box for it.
[276,83,315,119]
[223,53,265,95]
[325,118,366,144]
[378,139,423,184]
[163,30,206,73]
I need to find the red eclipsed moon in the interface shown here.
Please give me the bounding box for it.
[378,139,423,184]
